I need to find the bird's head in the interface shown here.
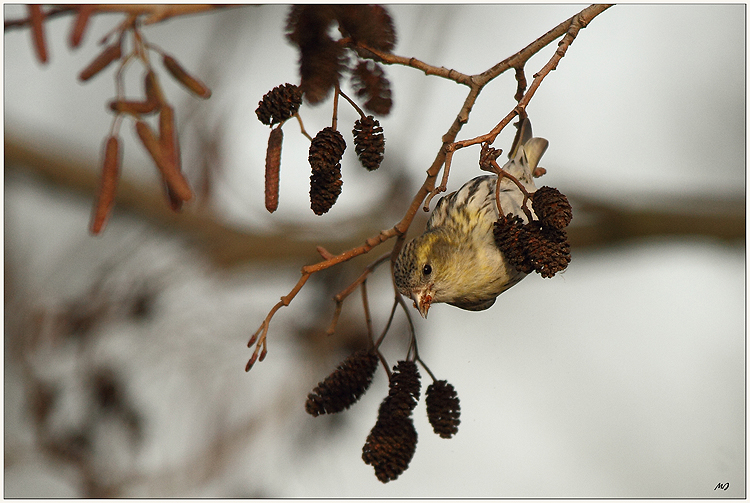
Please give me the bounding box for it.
[393,231,454,318]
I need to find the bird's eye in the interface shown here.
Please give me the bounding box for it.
[422,264,432,276]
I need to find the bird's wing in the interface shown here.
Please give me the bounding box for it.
[427,176,497,233]
[425,190,457,230]
[448,297,496,311]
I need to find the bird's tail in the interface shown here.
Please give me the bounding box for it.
[502,118,548,189]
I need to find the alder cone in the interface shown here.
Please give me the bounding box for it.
[309,127,346,215]
[494,214,571,278]
[494,214,534,274]
[351,61,393,116]
[523,222,571,278]
[425,380,461,439]
[335,5,396,52]
[353,115,385,171]
[532,186,573,230]
[362,412,417,483]
[362,361,421,483]
[256,83,303,126]
[305,349,379,416]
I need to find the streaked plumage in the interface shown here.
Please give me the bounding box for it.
[394,119,549,317]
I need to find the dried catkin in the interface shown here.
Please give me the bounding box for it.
[162,54,212,99]
[69,5,95,48]
[78,42,121,81]
[264,126,283,213]
[90,135,121,235]
[28,5,48,64]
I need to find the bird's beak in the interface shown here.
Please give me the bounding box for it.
[412,291,432,319]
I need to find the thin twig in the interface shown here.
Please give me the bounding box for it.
[373,298,399,351]
[423,148,455,211]
[4,5,72,30]
[361,281,374,345]
[294,113,313,142]
[353,44,474,86]
[338,89,367,119]
[326,252,390,336]
[85,4,225,25]
[395,293,417,361]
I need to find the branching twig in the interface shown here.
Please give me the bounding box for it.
[4,5,226,31]
[246,5,614,370]
[326,252,390,336]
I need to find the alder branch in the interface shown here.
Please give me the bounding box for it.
[245,4,614,369]
[6,134,742,265]
[452,4,613,152]
[4,4,228,31]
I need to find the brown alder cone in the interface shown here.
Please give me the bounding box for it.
[28,5,48,64]
[264,126,283,213]
[493,215,571,278]
[78,42,122,81]
[69,5,95,48]
[493,214,534,274]
[305,349,379,416]
[162,54,212,99]
[309,127,346,215]
[425,380,461,439]
[89,136,121,235]
[335,5,396,52]
[256,83,303,126]
[351,61,392,116]
[362,412,418,483]
[362,361,421,483]
[523,222,571,278]
[352,115,385,171]
[531,186,573,230]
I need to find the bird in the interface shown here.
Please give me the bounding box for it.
[394,118,549,318]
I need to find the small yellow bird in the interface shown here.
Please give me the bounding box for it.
[394,119,549,317]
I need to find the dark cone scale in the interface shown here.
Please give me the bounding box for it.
[305,349,379,416]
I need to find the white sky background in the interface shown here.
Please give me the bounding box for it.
[3,4,746,498]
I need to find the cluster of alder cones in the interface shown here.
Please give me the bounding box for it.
[493,186,573,278]
[305,349,460,483]
[256,83,386,215]
[254,5,396,215]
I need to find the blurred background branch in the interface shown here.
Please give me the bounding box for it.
[6,133,743,270]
